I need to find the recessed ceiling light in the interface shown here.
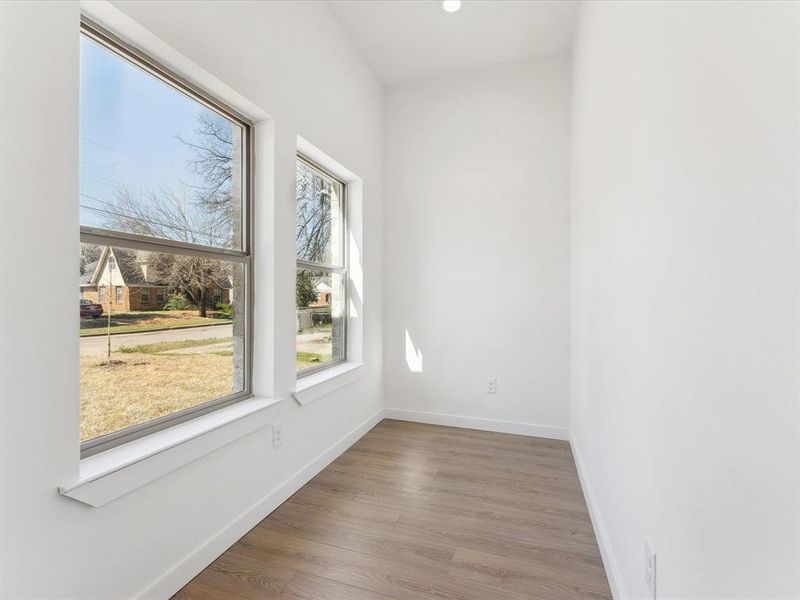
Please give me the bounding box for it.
[442,1,462,13]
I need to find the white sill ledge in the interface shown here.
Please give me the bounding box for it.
[59,396,283,507]
[292,362,365,406]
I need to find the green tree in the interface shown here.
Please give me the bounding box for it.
[296,270,317,309]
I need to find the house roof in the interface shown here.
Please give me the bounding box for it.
[82,246,233,289]
[112,247,155,286]
[313,279,333,293]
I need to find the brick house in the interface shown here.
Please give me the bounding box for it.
[80,247,230,312]
[309,279,333,307]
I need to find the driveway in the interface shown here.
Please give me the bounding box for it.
[296,328,332,354]
[80,324,233,356]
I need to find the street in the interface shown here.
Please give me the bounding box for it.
[80,324,233,356]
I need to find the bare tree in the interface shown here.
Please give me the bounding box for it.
[110,186,230,247]
[103,186,230,317]
[181,112,332,262]
[147,251,229,318]
[80,244,101,275]
[179,112,236,245]
[295,165,334,262]
[180,113,244,389]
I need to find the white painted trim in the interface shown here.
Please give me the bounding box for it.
[383,408,569,441]
[570,433,625,599]
[80,0,269,123]
[134,408,385,600]
[292,362,365,406]
[297,136,360,183]
[60,397,284,507]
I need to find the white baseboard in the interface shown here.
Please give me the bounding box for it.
[383,407,569,441]
[134,408,385,600]
[570,433,625,599]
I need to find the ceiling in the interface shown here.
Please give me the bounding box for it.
[327,0,578,85]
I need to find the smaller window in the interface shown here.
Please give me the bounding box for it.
[99,286,106,303]
[157,288,166,305]
[115,286,122,304]
[141,288,150,303]
[295,156,347,376]
[213,290,222,306]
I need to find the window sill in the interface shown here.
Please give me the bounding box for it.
[292,362,365,406]
[59,396,284,507]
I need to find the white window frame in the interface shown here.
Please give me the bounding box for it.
[78,17,255,458]
[296,154,348,378]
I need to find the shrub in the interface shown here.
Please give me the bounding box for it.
[312,311,332,326]
[215,302,233,319]
[163,292,194,311]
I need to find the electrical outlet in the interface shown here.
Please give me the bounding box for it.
[272,422,283,449]
[485,377,497,394]
[644,541,656,598]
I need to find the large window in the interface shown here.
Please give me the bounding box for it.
[296,157,347,375]
[78,20,252,456]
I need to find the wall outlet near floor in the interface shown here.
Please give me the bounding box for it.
[272,422,283,449]
[485,377,497,394]
[644,541,657,598]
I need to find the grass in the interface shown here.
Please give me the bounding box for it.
[80,310,231,337]
[118,337,232,355]
[296,322,333,370]
[79,325,331,440]
[296,351,331,371]
[80,351,235,441]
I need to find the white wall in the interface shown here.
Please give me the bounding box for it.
[0,1,383,598]
[383,58,571,436]
[570,2,800,598]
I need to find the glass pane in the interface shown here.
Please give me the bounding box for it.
[296,160,343,265]
[80,35,244,250]
[296,269,345,372]
[79,242,245,442]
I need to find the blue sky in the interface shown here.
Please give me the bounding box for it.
[79,35,225,228]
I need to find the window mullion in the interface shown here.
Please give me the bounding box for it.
[296,259,345,273]
[80,230,249,263]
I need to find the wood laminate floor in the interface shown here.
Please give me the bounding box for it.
[172,419,611,600]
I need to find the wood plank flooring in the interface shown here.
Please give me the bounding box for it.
[172,419,611,600]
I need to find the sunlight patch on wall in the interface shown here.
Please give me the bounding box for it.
[405,329,423,373]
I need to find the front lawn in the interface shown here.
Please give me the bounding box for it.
[80,337,236,441]
[80,310,231,337]
[296,322,333,371]
[296,351,330,371]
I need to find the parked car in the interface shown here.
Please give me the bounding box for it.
[80,298,103,318]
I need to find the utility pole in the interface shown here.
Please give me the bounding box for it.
[106,253,116,365]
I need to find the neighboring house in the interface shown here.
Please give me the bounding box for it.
[79,247,230,312]
[297,278,334,332]
[309,279,332,307]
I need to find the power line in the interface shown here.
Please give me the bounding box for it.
[79,196,219,242]
[80,136,163,168]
